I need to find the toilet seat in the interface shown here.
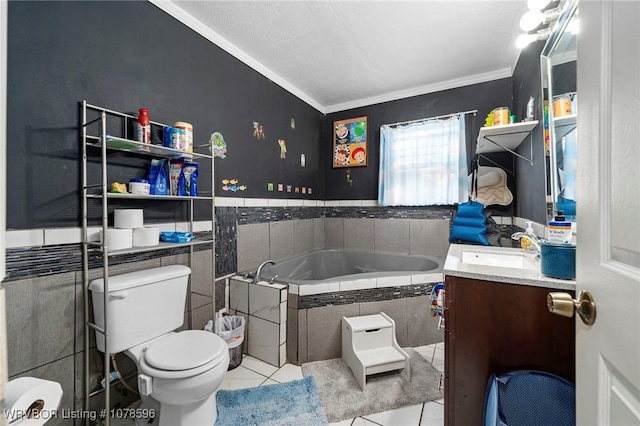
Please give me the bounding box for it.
[136,331,228,379]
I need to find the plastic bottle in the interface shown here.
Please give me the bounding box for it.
[136,108,151,146]
[548,211,572,243]
[520,221,539,253]
[525,97,535,121]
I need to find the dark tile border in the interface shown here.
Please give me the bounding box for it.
[298,282,439,309]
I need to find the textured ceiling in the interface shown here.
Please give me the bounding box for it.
[160,1,529,113]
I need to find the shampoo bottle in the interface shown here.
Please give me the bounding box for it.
[548,211,572,243]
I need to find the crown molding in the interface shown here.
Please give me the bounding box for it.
[324,68,513,114]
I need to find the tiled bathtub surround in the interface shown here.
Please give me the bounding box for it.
[229,276,288,367]
[288,283,444,365]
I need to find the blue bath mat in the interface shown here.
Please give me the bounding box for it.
[215,375,328,426]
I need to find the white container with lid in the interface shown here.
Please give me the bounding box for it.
[129,178,150,195]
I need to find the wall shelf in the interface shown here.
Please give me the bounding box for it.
[476,121,539,166]
[86,193,213,201]
[552,114,577,141]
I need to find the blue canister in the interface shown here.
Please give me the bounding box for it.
[541,242,576,280]
[163,126,185,150]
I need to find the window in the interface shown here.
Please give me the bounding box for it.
[378,115,468,206]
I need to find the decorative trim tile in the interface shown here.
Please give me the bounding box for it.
[297,282,439,309]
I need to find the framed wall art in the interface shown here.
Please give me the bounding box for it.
[332,116,368,168]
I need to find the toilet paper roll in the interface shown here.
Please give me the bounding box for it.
[114,209,144,229]
[5,377,63,426]
[133,227,160,247]
[100,228,133,251]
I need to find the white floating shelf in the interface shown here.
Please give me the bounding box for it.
[476,121,539,154]
[552,114,577,141]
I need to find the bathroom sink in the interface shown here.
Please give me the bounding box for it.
[461,250,534,270]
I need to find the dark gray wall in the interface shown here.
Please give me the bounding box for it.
[323,78,516,216]
[513,40,547,224]
[8,0,548,229]
[7,1,324,229]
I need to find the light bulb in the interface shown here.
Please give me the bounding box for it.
[516,33,537,49]
[520,10,545,31]
[527,0,551,12]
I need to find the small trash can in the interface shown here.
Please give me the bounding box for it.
[205,316,246,370]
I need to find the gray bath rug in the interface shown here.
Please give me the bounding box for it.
[301,348,443,422]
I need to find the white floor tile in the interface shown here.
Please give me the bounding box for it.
[270,363,303,383]
[352,418,381,426]
[329,419,356,426]
[260,378,279,386]
[219,365,268,390]
[413,345,435,363]
[362,403,424,426]
[420,401,444,426]
[431,347,445,373]
[241,355,279,377]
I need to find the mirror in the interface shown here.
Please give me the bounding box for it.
[541,0,579,222]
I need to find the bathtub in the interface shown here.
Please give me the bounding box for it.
[254,249,444,295]
[232,249,446,366]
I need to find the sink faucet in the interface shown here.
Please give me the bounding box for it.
[255,260,276,283]
[511,231,543,255]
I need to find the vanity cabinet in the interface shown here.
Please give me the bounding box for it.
[443,275,575,426]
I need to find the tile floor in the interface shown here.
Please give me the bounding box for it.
[220,343,445,426]
[111,343,445,426]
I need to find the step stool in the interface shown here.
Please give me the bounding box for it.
[342,312,411,391]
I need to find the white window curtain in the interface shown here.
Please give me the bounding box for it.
[378,115,469,206]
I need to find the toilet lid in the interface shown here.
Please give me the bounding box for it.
[144,330,227,371]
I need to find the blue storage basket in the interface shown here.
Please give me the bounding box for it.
[541,242,576,280]
[484,370,575,426]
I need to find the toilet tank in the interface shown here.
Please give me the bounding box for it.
[89,265,191,354]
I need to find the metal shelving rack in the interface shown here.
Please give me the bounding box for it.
[81,101,215,425]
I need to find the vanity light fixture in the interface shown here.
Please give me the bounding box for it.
[516,27,553,49]
[527,0,552,12]
[516,0,562,49]
[519,6,562,31]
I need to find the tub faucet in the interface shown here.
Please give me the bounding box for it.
[255,260,276,283]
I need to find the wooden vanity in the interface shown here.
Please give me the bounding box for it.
[443,244,576,426]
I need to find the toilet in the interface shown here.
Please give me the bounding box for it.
[89,265,229,426]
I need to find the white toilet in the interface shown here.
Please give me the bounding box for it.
[89,265,229,426]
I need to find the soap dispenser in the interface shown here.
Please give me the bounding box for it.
[520,221,539,253]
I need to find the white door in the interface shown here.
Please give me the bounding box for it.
[576,1,640,424]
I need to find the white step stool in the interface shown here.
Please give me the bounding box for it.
[342,312,411,391]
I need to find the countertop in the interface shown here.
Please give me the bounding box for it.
[443,243,576,291]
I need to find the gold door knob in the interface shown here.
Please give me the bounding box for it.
[547,291,597,326]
